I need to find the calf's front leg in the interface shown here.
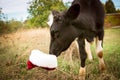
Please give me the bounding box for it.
[77,38,87,80]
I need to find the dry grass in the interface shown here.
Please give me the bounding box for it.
[0,28,120,80]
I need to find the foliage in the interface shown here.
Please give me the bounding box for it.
[7,19,23,32]
[105,0,116,13]
[116,9,120,13]
[0,8,8,34]
[0,7,23,34]
[28,0,66,28]
[0,20,23,34]
[105,14,120,27]
[0,8,7,21]
[23,20,33,29]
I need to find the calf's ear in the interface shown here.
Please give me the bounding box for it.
[65,3,80,20]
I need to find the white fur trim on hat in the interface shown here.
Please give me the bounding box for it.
[29,50,57,68]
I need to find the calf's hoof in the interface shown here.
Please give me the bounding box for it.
[99,62,106,72]
[79,67,85,80]
[99,58,106,71]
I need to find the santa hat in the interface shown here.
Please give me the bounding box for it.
[27,50,57,70]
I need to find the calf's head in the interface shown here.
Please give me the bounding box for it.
[48,3,80,57]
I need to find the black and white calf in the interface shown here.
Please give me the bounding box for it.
[47,0,105,79]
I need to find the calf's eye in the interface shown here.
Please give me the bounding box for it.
[54,31,59,39]
[51,31,59,39]
[54,16,63,23]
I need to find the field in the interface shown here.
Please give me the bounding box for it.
[0,28,120,80]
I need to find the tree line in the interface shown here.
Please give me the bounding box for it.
[0,0,120,34]
[0,8,23,34]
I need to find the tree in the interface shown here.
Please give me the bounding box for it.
[116,9,120,13]
[105,0,116,13]
[0,8,7,33]
[28,0,66,27]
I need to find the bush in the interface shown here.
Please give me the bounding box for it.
[7,19,23,32]
[0,19,23,34]
[105,14,120,28]
[0,20,8,34]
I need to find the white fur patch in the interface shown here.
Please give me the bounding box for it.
[79,67,86,80]
[96,40,103,54]
[85,39,93,61]
[75,38,79,50]
[29,50,57,68]
[47,12,54,27]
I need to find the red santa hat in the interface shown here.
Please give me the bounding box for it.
[27,50,57,70]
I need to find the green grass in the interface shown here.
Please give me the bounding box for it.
[104,29,120,79]
[0,28,120,80]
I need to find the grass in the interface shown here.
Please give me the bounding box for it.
[0,28,120,80]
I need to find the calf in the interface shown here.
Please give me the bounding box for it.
[47,0,105,79]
